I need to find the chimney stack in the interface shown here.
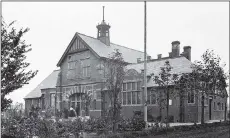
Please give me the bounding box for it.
[157,54,162,59]
[137,58,141,63]
[147,56,151,61]
[171,41,180,57]
[182,46,191,61]
[169,52,172,58]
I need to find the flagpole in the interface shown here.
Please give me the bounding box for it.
[144,1,148,128]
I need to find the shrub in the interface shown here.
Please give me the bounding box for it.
[63,108,69,119]
[68,110,76,117]
[167,115,174,123]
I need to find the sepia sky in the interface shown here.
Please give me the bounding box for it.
[2,2,229,105]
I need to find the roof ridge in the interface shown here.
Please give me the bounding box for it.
[110,42,144,53]
[76,32,145,54]
[128,56,186,65]
[76,32,98,41]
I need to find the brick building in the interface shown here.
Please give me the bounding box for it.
[24,13,228,123]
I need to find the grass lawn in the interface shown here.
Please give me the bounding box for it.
[143,125,230,138]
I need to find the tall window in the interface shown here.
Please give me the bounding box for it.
[56,92,62,110]
[122,81,141,105]
[81,58,91,78]
[50,93,55,108]
[41,94,45,110]
[218,102,221,110]
[147,90,157,105]
[214,102,216,110]
[188,90,195,104]
[70,94,76,108]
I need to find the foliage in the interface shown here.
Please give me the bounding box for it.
[151,60,179,125]
[63,108,69,119]
[1,115,86,138]
[28,105,40,118]
[84,115,113,135]
[1,103,24,120]
[178,49,228,124]
[1,18,38,111]
[69,110,76,117]
[118,113,146,132]
[104,49,126,132]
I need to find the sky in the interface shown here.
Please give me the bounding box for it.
[2,2,229,106]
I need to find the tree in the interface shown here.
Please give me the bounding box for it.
[179,49,228,124]
[151,60,179,126]
[104,49,126,132]
[1,18,38,111]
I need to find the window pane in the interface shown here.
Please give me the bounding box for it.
[87,66,90,77]
[50,94,55,107]
[96,91,101,100]
[132,92,136,104]
[127,92,131,105]
[147,91,151,104]
[132,82,136,90]
[71,95,75,101]
[137,92,141,104]
[151,93,156,104]
[127,83,131,91]
[123,83,126,91]
[123,92,126,105]
[169,99,172,105]
[191,91,194,103]
[77,94,81,101]
[137,82,141,90]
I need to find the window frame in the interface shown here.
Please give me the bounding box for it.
[121,81,142,106]
[187,90,195,104]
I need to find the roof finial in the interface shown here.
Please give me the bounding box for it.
[103,6,105,22]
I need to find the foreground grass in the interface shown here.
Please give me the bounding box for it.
[104,121,230,138]
[143,125,229,138]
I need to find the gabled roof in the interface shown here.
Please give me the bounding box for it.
[57,32,146,66]
[24,70,60,99]
[126,56,193,87]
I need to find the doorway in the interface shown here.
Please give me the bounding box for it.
[209,99,212,120]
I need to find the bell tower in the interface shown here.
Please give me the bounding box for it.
[97,6,110,46]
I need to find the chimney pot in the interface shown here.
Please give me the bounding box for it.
[169,52,172,58]
[147,56,151,61]
[183,46,191,61]
[137,58,141,63]
[157,54,162,59]
[171,41,180,57]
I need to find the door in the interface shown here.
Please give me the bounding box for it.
[209,99,212,120]
[76,102,81,116]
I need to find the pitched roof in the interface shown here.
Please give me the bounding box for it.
[126,56,193,87]
[24,70,60,99]
[78,33,145,63]
[57,32,146,66]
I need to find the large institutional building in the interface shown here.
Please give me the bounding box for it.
[24,11,227,123]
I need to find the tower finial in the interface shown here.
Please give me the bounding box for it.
[103,6,105,22]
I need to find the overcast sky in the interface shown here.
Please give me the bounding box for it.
[2,2,229,105]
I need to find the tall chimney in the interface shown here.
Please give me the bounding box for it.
[147,56,151,61]
[183,46,191,61]
[137,58,141,63]
[171,41,180,57]
[157,54,162,59]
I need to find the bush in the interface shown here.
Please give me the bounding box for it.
[68,110,76,117]
[63,108,69,119]
[118,117,146,131]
